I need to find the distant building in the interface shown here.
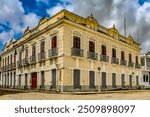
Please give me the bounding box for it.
[0,10,141,91]
[141,52,150,88]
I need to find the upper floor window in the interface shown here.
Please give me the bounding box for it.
[73,36,80,49]
[51,36,57,48]
[40,41,45,52]
[14,52,16,63]
[141,58,145,66]
[135,56,138,64]
[112,48,116,58]
[25,49,28,58]
[102,45,106,55]
[8,56,9,65]
[129,54,132,62]
[5,57,6,66]
[19,52,22,60]
[121,51,125,60]
[11,54,12,64]
[32,45,36,56]
[3,58,4,67]
[89,41,95,52]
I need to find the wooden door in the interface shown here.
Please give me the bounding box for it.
[32,73,37,89]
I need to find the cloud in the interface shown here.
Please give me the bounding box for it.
[46,3,74,16]
[48,0,150,53]
[0,0,40,45]
[36,0,49,5]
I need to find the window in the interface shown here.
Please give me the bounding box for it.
[141,58,145,66]
[14,52,16,63]
[146,58,150,67]
[129,54,132,62]
[5,57,6,66]
[51,36,57,48]
[143,75,146,82]
[73,36,80,49]
[102,45,106,55]
[25,49,28,58]
[3,58,4,67]
[112,48,116,58]
[136,56,138,64]
[146,75,149,82]
[121,51,125,60]
[89,41,95,52]
[11,54,12,64]
[8,56,9,65]
[32,45,36,56]
[40,41,45,52]
[19,52,22,60]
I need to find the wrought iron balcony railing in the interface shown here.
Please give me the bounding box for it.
[111,57,119,64]
[135,63,140,69]
[87,51,98,60]
[49,48,58,58]
[30,55,36,64]
[23,58,29,66]
[120,59,127,66]
[100,54,109,62]
[17,61,22,68]
[71,47,84,57]
[38,52,46,61]
[128,61,134,67]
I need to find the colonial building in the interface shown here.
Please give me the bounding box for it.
[141,52,150,88]
[0,10,141,91]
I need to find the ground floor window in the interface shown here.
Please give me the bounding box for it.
[19,75,21,86]
[73,69,81,89]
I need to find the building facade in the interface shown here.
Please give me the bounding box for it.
[141,52,150,88]
[0,10,141,91]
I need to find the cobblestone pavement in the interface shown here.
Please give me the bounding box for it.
[0,90,150,100]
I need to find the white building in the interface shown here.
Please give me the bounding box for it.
[141,52,150,88]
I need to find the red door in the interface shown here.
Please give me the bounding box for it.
[32,73,37,89]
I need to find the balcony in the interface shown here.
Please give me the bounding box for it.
[87,51,98,60]
[30,55,36,64]
[128,61,134,67]
[1,66,6,71]
[17,60,22,68]
[100,54,109,62]
[10,63,16,70]
[49,48,58,58]
[135,63,140,69]
[38,52,46,62]
[111,57,119,64]
[23,58,29,66]
[71,47,84,57]
[120,59,127,66]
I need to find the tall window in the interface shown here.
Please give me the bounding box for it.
[14,53,16,63]
[40,41,45,52]
[121,51,125,60]
[102,45,106,55]
[8,56,9,65]
[136,56,138,64]
[5,57,6,66]
[73,36,80,49]
[19,52,22,60]
[11,54,12,64]
[129,54,132,62]
[51,36,57,48]
[32,45,36,56]
[25,49,28,58]
[3,58,4,67]
[112,48,116,58]
[89,41,95,52]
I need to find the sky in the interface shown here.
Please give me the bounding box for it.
[0,0,150,53]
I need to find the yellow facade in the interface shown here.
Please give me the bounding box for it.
[0,10,141,91]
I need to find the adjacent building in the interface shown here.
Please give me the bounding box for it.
[0,10,141,91]
[141,52,150,88]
